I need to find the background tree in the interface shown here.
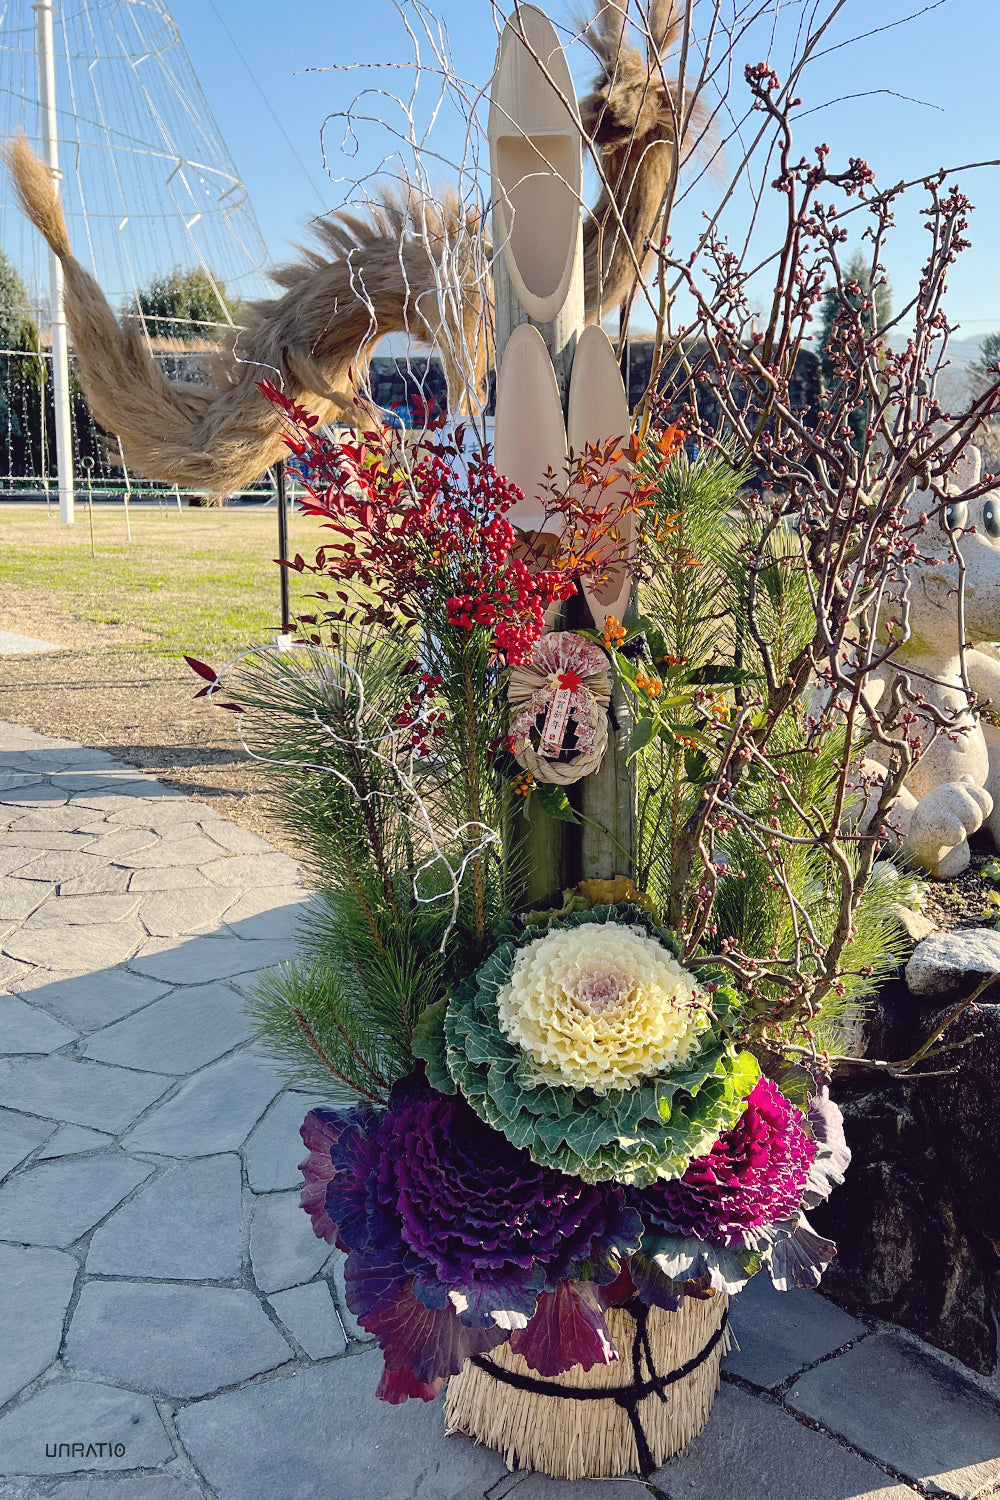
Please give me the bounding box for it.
[814,248,893,389]
[813,248,892,450]
[125,266,235,343]
[967,331,1000,402]
[0,250,46,483]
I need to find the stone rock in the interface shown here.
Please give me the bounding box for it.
[106,800,206,828]
[786,1332,1000,1499]
[816,980,1000,1374]
[0,772,43,795]
[128,866,213,891]
[80,983,252,1073]
[223,886,313,945]
[12,806,108,831]
[0,996,77,1053]
[21,894,142,929]
[65,1283,292,1397]
[267,1282,347,1359]
[121,1052,284,1156]
[330,1251,373,1343]
[2,921,141,971]
[905,928,1000,998]
[81,828,159,859]
[118,833,233,870]
[0,847,41,878]
[199,853,301,888]
[138,886,232,938]
[87,1154,243,1279]
[0,1381,173,1476]
[5,832,98,851]
[652,1382,918,1500]
[37,1125,114,1159]
[175,1355,510,1500]
[56,866,133,897]
[889,903,938,945]
[723,1275,865,1389]
[27,1480,201,1499]
[0,1056,169,1131]
[1,784,69,806]
[0,1108,57,1179]
[20,970,170,1031]
[0,1155,153,1246]
[244,1090,325,1191]
[0,877,53,922]
[514,1481,646,1500]
[0,1244,78,1405]
[48,771,138,794]
[128,934,295,984]
[0,954,37,990]
[10,852,109,885]
[73,785,183,810]
[201,820,273,855]
[249,1189,331,1293]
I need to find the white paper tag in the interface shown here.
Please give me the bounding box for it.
[540,688,573,758]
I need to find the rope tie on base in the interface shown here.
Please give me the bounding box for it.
[468,1296,729,1478]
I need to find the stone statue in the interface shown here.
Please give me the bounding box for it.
[863,444,1000,876]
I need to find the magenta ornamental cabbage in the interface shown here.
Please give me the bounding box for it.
[631,1077,816,1248]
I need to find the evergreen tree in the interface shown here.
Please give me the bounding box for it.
[814,249,892,450]
[967,331,1000,402]
[0,251,46,484]
[125,266,235,343]
[815,248,892,388]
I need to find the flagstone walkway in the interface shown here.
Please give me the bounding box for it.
[0,718,998,1500]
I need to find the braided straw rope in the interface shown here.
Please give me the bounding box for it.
[508,631,612,786]
[445,1292,729,1480]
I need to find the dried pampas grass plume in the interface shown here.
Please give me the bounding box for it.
[3,132,488,494]
[4,3,708,492]
[579,0,713,321]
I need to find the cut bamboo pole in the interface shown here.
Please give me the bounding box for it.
[493,325,566,535]
[489,3,584,383]
[567,325,638,881]
[490,3,584,909]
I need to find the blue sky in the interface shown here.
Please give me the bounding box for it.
[118,0,1000,336]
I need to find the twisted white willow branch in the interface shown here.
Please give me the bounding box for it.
[207,645,500,951]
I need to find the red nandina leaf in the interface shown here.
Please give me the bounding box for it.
[184,656,218,684]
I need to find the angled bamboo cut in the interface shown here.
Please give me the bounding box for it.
[493,323,568,534]
[568,324,634,629]
[489,4,583,326]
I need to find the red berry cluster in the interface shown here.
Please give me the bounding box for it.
[444,557,572,665]
[394,671,447,758]
[256,382,580,668]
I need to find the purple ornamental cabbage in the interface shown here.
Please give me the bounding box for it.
[632,1077,816,1248]
[299,1084,641,1397]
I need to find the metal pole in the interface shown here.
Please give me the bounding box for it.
[275,460,292,635]
[33,0,74,526]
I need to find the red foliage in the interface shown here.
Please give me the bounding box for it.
[259,383,655,666]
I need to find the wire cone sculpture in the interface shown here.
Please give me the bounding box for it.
[444,1294,730,1481]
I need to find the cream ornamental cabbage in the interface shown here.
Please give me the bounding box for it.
[495,923,707,1094]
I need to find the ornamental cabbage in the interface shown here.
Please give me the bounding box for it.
[441,908,760,1186]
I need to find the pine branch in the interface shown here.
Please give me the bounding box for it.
[292,1006,384,1103]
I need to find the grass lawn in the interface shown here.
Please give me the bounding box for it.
[0,502,332,851]
[0,502,321,659]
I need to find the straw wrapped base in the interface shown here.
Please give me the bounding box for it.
[444,1293,729,1481]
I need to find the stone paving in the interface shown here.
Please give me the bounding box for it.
[1,718,998,1500]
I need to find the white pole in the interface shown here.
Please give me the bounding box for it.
[33,0,74,525]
